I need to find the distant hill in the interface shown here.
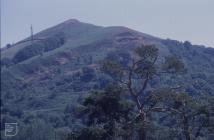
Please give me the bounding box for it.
[1,19,214,138]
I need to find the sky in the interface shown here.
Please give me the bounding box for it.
[1,0,214,47]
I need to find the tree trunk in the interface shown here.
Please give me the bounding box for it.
[183,115,191,140]
[184,128,191,140]
[139,127,147,140]
[138,109,147,140]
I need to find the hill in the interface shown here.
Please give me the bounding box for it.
[1,19,214,139]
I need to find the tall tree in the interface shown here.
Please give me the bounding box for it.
[101,44,184,140]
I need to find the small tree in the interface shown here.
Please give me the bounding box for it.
[147,90,212,140]
[6,43,12,48]
[74,85,135,140]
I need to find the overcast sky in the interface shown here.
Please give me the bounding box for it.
[1,0,214,47]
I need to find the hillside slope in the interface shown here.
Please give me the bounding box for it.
[1,19,214,138]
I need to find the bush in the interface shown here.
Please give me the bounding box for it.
[106,49,131,67]
[1,58,14,67]
[13,34,65,63]
[80,67,95,82]
[13,43,45,63]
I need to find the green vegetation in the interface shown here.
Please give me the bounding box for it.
[13,34,65,63]
[1,21,214,140]
[67,45,213,140]
[71,85,135,140]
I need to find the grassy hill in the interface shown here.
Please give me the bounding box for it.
[1,19,214,140]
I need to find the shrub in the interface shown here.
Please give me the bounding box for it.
[13,34,65,63]
[1,58,14,67]
[80,67,95,82]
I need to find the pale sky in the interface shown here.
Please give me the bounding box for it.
[1,0,214,47]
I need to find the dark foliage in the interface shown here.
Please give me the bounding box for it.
[13,34,65,63]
